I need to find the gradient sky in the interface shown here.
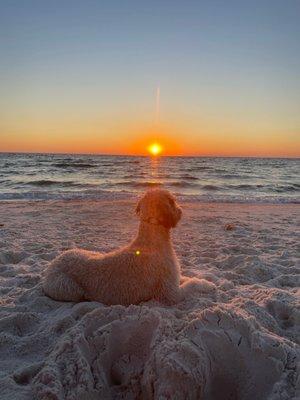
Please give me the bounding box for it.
[1,0,299,156]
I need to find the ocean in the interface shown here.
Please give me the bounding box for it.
[0,153,299,203]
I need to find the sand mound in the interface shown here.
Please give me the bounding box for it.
[32,304,298,400]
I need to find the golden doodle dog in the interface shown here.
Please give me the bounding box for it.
[43,188,182,305]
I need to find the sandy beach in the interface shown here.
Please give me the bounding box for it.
[0,199,299,399]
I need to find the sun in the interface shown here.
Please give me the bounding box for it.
[148,142,162,156]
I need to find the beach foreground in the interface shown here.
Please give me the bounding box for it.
[0,199,299,399]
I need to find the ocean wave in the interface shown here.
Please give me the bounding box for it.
[1,162,14,168]
[100,163,117,167]
[0,189,298,204]
[202,184,219,190]
[185,166,212,171]
[221,174,253,179]
[204,183,300,194]
[178,174,198,180]
[226,184,264,190]
[178,193,300,204]
[112,160,140,165]
[52,162,96,168]
[24,180,96,188]
[224,183,300,192]
[124,160,140,164]
[0,189,132,201]
[26,180,58,186]
[122,173,147,179]
[273,184,300,193]
[121,181,163,188]
[169,181,198,188]
[120,180,199,189]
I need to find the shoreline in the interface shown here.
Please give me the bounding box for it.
[0,197,299,205]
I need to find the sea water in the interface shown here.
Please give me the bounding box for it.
[0,153,299,203]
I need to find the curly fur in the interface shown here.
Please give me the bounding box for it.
[43,189,182,305]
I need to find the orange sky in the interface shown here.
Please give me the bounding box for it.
[1,115,299,157]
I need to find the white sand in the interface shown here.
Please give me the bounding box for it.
[0,199,299,400]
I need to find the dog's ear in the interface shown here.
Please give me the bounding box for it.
[159,197,181,229]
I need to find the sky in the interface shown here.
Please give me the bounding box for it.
[0,0,299,156]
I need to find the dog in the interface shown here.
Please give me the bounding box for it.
[43,188,182,305]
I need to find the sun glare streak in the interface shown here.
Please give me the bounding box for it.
[155,86,160,124]
[148,143,162,156]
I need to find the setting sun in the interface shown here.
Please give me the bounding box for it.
[148,143,162,156]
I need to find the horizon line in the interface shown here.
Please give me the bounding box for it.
[0,150,299,159]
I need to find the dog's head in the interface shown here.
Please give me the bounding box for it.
[136,188,182,229]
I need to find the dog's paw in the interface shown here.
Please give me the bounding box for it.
[180,277,217,300]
